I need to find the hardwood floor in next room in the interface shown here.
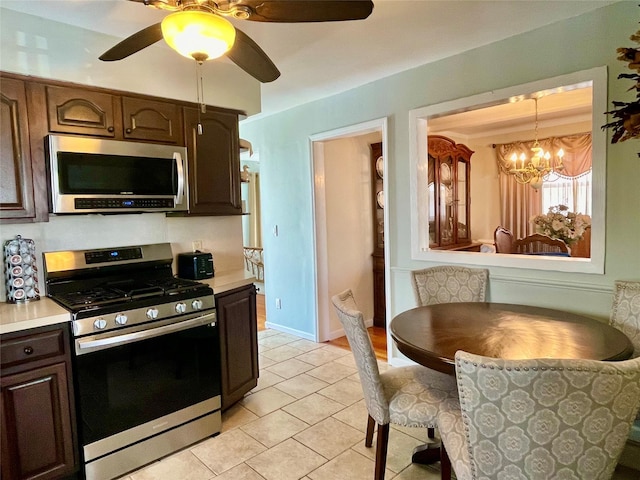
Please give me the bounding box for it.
[256,294,387,361]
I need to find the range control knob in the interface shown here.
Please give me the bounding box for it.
[94,318,107,330]
[146,308,159,320]
[175,302,187,314]
[115,313,128,325]
[192,299,203,310]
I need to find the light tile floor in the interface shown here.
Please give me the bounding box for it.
[117,329,639,480]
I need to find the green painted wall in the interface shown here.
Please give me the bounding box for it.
[240,2,640,343]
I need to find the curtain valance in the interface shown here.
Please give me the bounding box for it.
[495,133,592,179]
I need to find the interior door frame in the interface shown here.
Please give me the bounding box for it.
[309,117,389,342]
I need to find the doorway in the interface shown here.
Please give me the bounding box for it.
[310,118,388,354]
[240,150,266,329]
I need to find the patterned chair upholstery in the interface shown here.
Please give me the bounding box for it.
[437,350,640,480]
[331,289,458,480]
[610,281,640,358]
[411,266,489,307]
[610,280,640,430]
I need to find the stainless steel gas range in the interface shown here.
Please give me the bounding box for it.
[43,243,221,480]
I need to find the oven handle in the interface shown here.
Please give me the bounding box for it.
[76,312,216,355]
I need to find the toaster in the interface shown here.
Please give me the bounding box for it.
[177,251,214,280]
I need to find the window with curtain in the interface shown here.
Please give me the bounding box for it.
[541,170,592,215]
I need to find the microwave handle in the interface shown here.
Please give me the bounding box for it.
[175,152,185,205]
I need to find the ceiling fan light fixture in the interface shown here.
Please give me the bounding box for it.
[161,10,236,62]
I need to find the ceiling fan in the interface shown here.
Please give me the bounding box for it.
[99,0,375,83]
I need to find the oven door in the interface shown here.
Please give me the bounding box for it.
[73,311,220,459]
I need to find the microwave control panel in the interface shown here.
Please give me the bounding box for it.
[74,198,175,210]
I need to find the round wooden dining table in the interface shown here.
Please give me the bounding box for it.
[390,302,634,376]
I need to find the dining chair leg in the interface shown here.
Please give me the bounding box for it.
[440,442,451,480]
[374,423,390,480]
[365,415,375,447]
[427,427,435,439]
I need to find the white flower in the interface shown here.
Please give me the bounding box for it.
[530,205,591,246]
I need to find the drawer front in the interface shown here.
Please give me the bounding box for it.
[1,329,65,369]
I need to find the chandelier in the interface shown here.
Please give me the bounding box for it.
[508,98,565,190]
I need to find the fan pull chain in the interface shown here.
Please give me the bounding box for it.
[195,60,206,135]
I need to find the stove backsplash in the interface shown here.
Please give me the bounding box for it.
[1,213,244,301]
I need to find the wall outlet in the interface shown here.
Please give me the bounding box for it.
[275,298,282,309]
[192,240,203,251]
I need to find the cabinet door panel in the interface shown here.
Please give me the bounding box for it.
[183,107,241,215]
[1,362,75,480]
[217,285,258,409]
[122,97,183,144]
[46,85,118,137]
[0,78,35,220]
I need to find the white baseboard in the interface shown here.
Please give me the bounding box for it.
[263,321,316,341]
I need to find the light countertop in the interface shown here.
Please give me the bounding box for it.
[0,298,70,335]
[201,269,257,295]
[0,269,256,335]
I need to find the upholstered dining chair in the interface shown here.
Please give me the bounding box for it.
[331,289,458,480]
[437,350,640,480]
[610,280,640,433]
[610,280,640,357]
[411,265,489,307]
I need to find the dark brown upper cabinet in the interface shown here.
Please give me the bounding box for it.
[180,106,242,216]
[0,77,36,221]
[121,96,183,144]
[45,85,183,144]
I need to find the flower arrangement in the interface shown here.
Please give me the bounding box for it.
[531,205,591,246]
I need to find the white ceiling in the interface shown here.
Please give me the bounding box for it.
[0,0,616,118]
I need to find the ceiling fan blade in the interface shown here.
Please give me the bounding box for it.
[226,28,281,83]
[233,0,374,22]
[99,23,163,61]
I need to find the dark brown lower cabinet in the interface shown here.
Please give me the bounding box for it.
[216,284,259,410]
[1,324,78,480]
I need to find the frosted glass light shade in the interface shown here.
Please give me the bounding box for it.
[161,11,236,62]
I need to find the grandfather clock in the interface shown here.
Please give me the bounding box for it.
[370,142,385,328]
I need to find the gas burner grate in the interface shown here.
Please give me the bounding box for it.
[146,277,208,294]
[57,288,130,308]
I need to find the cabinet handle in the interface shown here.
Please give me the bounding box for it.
[23,346,34,355]
[125,128,132,134]
[108,126,115,133]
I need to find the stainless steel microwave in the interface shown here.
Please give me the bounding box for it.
[46,135,188,214]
